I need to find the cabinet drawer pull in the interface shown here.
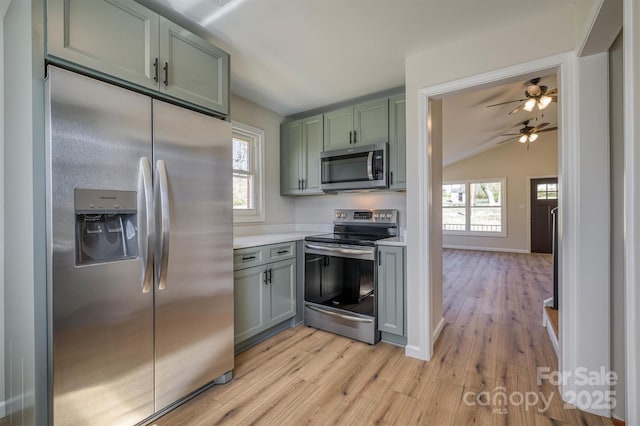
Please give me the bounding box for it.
[263,270,268,285]
[276,249,289,254]
[153,58,159,83]
[242,255,256,261]
[267,268,272,283]
[163,62,169,87]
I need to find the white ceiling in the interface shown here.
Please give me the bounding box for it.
[442,73,558,166]
[146,0,573,116]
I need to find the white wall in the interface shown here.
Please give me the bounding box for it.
[609,30,626,420]
[0,0,10,418]
[404,3,575,356]
[443,132,559,252]
[3,0,47,423]
[230,94,295,232]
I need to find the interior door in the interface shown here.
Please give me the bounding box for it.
[47,67,154,425]
[531,177,558,253]
[152,100,234,411]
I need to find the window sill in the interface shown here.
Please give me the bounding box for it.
[443,231,507,238]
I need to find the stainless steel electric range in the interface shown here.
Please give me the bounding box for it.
[304,209,399,344]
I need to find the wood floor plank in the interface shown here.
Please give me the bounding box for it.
[155,249,614,426]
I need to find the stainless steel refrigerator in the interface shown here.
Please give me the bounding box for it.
[45,66,234,425]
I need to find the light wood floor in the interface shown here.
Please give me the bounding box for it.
[156,249,613,425]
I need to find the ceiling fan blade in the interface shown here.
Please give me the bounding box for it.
[500,133,520,136]
[537,127,558,133]
[486,98,527,108]
[532,123,550,132]
[546,88,558,95]
[496,137,518,145]
[508,103,525,115]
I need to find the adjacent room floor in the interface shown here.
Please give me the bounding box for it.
[157,249,612,425]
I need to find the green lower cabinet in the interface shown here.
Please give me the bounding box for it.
[266,259,296,325]
[233,266,268,343]
[377,246,405,336]
[234,257,296,344]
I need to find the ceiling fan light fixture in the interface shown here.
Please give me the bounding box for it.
[529,133,539,142]
[519,135,528,143]
[524,98,537,112]
[538,95,553,110]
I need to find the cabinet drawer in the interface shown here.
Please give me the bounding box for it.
[267,242,296,262]
[234,247,265,270]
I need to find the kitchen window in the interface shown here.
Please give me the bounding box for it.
[442,178,506,236]
[232,121,265,223]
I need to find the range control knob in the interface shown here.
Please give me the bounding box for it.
[386,213,393,219]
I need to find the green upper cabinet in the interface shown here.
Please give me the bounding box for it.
[323,98,388,151]
[323,106,354,151]
[281,115,323,196]
[388,94,406,190]
[47,0,160,90]
[159,18,229,115]
[46,0,229,115]
[281,120,304,195]
[302,115,324,194]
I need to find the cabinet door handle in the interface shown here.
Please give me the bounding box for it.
[353,130,357,143]
[163,62,169,87]
[242,255,256,261]
[153,58,159,83]
[302,179,306,190]
[349,131,353,144]
[378,250,382,265]
[267,268,272,283]
[263,270,268,285]
[390,171,393,185]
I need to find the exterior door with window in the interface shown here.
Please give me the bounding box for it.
[531,178,558,253]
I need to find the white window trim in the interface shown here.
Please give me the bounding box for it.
[232,121,265,223]
[443,177,507,237]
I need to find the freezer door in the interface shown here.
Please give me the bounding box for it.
[46,67,155,425]
[152,100,234,410]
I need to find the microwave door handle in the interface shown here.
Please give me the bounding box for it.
[139,157,154,293]
[367,151,374,180]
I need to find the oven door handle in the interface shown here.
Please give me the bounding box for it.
[367,151,374,180]
[306,304,373,323]
[304,242,374,257]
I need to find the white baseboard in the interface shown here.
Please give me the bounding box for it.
[432,317,445,343]
[405,344,429,361]
[443,244,530,254]
[542,305,560,358]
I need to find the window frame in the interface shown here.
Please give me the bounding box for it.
[442,177,507,237]
[232,121,265,223]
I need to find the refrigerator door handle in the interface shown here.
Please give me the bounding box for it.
[140,157,154,293]
[155,160,171,290]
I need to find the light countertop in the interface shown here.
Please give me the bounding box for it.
[234,231,325,249]
[376,235,406,247]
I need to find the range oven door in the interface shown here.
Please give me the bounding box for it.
[304,241,380,344]
[320,143,387,192]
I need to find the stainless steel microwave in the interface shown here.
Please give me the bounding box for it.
[320,143,388,192]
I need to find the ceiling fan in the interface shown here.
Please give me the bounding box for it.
[486,78,558,115]
[497,120,558,146]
